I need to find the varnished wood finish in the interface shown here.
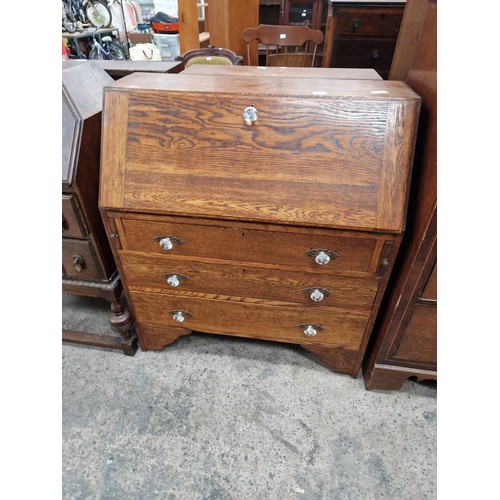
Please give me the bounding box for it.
[101,73,419,233]
[62,63,137,355]
[178,0,201,53]
[363,0,437,390]
[100,69,419,376]
[182,65,382,80]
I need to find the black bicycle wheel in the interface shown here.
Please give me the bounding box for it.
[89,46,104,60]
[85,0,112,28]
[108,42,125,60]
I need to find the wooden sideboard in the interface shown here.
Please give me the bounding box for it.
[363,0,437,389]
[62,62,137,355]
[99,71,419,377]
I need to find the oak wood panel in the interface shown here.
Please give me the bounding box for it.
[182,65,383,80]
[129,290,370,349]
[119,217,383,274]
[119,252,380,310]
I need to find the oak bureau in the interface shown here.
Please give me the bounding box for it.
[99,72,420,377]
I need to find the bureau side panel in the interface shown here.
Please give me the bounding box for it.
[99,90,129,210]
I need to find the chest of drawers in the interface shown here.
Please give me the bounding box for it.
[99,72,419,376]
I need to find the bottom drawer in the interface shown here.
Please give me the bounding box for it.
[129,291,370,349]
[62,238,103,280]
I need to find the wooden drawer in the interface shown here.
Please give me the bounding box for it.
[332,38,397,71]
[333,6,403,37]
[119,217,383,275]
[62,238,103,280]
[129,290,370,349]
[119,252,379,310]
[62,194,87,239]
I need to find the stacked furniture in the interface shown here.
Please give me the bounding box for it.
[98,71,419,376]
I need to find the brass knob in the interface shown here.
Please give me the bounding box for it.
[242,105,258,126]
[72,255,84,273]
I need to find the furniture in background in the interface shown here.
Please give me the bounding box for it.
[243,24,324,67]
[176,45,243,69]
[62,62,137,355]
[207,0,259,65]
[363,0,437,390]
[321,1,405,78]
[98,69,419,377]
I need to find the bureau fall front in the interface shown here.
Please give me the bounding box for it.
[99,72,420,377]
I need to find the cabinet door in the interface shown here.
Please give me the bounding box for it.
[281,0,324,29]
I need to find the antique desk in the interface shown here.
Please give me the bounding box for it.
[99,71,419,376]
[62,62,136,355]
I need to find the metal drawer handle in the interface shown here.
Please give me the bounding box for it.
[302,287,332,302]
[162,273,189,287]
[153,235,184,251]
[372,49,380,59]
[72,255,84,273]
[297,323,324,337]
[170,310,193,323]
[243,105,258,126]
[352,18,361,29]
[306,249,339,266]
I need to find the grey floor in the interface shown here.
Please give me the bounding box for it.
[62,292,437,500]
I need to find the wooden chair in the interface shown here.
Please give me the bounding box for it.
[176,45,243,69]
[242,24,324,67]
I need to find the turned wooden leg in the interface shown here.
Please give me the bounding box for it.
[108,300,137,356]
[300,344,359,377]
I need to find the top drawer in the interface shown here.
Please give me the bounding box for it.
[62,194,87,239]
[118,216,386,275]
[333,6,404,37]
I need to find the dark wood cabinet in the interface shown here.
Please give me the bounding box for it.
[324,2,404,78]
[99,70,419,377]
[62,62,137,355]
[363,0,437,390]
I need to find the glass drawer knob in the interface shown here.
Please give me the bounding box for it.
[159,237,174,250]
[172,311,185,323]
[243,105,258,126]
[167,274,180,287]
[315,251,330,266]
[304,325,317,337]
[310,289,324,302]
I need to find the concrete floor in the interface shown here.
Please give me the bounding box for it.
[62,293,437,499]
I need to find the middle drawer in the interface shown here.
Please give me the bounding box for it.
[120,252,379,311]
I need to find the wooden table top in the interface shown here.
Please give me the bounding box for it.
[181,65,383,80]
[62,59,184,77]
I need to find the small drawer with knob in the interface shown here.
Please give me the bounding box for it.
[62,239,104,280]
[118,216,383,275]
[129,290,370,349]
[333,7,403,37]
[119,253,379,310]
